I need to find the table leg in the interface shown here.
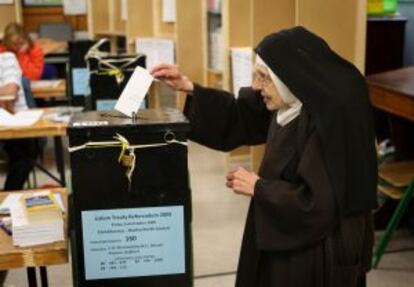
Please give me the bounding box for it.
[54,136,66,185]
[40,267,48,287]
[27,267,37,287]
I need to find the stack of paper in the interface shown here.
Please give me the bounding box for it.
[10,191,64,247]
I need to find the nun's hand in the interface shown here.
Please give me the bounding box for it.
[226,167,260,197]
[150,64,194,93]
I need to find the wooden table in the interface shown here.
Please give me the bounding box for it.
[367,66,414,122]
[0,188,68,287]
[0,109,68,185]
[367,66,414,159]
[31,80,67,100]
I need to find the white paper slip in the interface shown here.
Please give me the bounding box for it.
[0,109,44,127]
[115,67,153,117]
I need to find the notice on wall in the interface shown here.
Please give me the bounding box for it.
[81,206,185,280]
[231,47,253,97]
[121,0,127,21]
[162,0,176,22]
[136,38,175,71]
[63,0,87,15]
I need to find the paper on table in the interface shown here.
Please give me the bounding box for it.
[231,47,253,97]
[0,108,44,127]
[136,38,175,71]
[162,0,176,22]
[115,67,153,117]
[31,80,63,89]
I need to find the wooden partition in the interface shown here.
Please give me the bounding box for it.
[0,1,22,38]
[296,0,367,72]
[123,0,206,108]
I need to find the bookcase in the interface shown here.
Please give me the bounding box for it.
[0,0,23,39]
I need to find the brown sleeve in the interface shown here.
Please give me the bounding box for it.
[183,84,271,151]
[253,130,337,251]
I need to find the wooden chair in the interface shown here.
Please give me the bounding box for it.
[372,160,414,268]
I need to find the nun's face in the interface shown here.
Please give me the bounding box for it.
[252,64,285,111]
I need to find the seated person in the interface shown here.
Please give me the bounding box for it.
[0,23,58,80]
[0,52,39,191]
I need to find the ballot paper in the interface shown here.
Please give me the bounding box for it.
[231,47,253,97]
[115,66,153,117]
[136,38,175,70]
[0,109,44,127]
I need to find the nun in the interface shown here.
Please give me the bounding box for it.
[151,26,377,287]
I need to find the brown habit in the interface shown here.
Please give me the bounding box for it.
[184,85,374,287]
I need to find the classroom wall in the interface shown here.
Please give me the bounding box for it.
[23,6,87,33]
[399,0,414,66]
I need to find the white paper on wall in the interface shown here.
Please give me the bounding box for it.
[63,0,87,15]
[121,0,127,21]
[162,0,176,22]
[0,0,13,5]
[231,47,253,97]
[208,29,224,71]
[136,38,175,71]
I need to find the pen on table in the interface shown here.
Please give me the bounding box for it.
[0,220,12,236]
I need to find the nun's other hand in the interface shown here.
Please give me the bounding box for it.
[226,167,260,197]
[150,64,194,93]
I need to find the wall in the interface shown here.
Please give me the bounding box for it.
[399,0,414,66]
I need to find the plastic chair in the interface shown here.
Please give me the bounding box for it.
[372,160,414,268]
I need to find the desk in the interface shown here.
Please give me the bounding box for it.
[0,188,68,287]
[0,110,68,185]
[367,66,414,121]
[31,80,67,100]
[367,67,414,158]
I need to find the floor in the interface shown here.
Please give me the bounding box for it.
[1,140,414,287]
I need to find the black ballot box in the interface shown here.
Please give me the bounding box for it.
[67,109,192,287]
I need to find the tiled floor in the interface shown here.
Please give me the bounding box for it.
[2,141,414,287]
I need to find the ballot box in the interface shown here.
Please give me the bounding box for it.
[68,109,192,287]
